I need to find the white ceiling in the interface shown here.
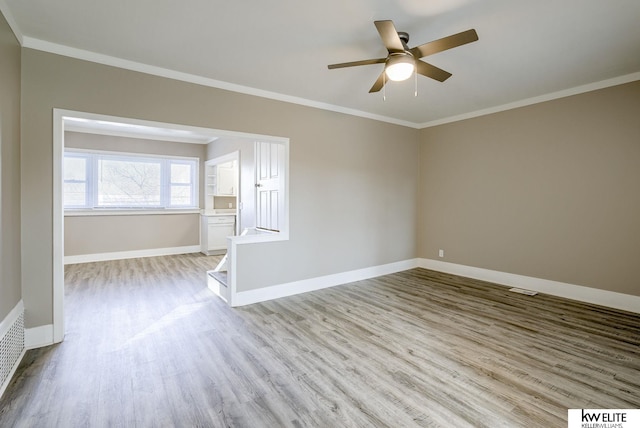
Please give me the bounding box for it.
[3,0,640,128]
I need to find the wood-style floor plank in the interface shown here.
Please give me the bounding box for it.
[1,254,638,427]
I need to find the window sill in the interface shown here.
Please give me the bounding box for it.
[64,208,201,217]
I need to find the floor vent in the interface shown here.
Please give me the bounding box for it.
[1,308,25,395]
[509,287,538,296]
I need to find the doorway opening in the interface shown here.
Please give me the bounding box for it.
[203,151,240,236]
[53,109,289,343]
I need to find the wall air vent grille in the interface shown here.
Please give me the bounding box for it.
[1,309,25,395]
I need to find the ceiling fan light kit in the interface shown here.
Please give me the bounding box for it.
[328,20,478,94]
[385,53,415,81]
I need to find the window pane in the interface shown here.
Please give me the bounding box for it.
[170,185,192,206]
[64,151,198,210]
[64,156,86,181]
[64,183,86,206]
[171,163,192,184]
[98,159,161,206]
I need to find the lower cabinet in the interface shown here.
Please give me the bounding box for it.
[201,215,235,255]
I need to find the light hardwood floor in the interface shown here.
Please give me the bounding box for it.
[1,254,639,427]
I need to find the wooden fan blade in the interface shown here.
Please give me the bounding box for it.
[416,60,452,82]
[328,58,386,69]
[368,71,386,93]
[374,20,405,53]
[410,29,478,59]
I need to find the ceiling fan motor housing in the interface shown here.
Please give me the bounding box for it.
[397,31,410,46]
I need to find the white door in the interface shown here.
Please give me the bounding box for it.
[255,141,285,232]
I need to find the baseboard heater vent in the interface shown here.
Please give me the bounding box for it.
[1,306,25,397]
[509,287,538,296]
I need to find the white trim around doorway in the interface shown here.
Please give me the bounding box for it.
[52,108,290,345]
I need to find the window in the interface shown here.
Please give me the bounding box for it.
[64,150,198,210]
[63,154,89,207]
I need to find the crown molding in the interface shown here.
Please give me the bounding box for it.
[0,0,23,44]
[22,36,419,129]
[418,72,640,129]
[16,36,640,131]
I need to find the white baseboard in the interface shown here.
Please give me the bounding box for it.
[231,257,639,313]
[418,258,640,314]
[25,324,55,349]
[0,301,25,400]
[64,245,201,264]
[231,259,420,307]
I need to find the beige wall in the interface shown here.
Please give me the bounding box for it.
[418,81,640,297]
[65,214,200,256]
[213,196,236,210]
[63,132,204,256]
[21,49,420,327]
[0,12,21,320]
[235,116,421,292]
[66,132,207,156]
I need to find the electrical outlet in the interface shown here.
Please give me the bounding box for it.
[228,203,233,208]
[438,249,444,258]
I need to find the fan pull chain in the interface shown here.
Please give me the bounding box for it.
[383,72,386,101]
[414,68,418,97]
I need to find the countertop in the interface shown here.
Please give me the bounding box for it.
[202,209,237,216]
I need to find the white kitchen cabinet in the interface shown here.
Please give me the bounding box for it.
[201,215,235,255]
[216,162,236,196]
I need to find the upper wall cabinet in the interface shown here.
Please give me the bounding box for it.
[216,161,237,196]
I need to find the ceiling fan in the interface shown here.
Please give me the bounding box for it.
[328,20,478,93]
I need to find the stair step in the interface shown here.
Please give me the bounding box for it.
[208,271,228,287]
